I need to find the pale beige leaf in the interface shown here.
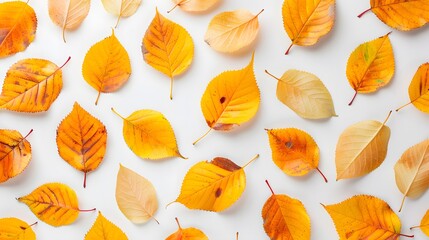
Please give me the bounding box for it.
[101,0,142,27]
[170,0,219,12]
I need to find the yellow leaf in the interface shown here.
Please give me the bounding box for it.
[82,30,131,105]
[56,102,107,188]
[261,180,311,240]
[193,53,260,145]
[335,112,391,180]
[101,0,142,27]
[0,57,69,113]
[394,139,429,212]
[169,0,219,13]
[266,128,327,182]
[142,8,194,100]
[410,210,429,237]
[0,129,32,183]
[323,195,414,239]
[282,0,335,54]
[165,218,208,240]
[346,32,394,105]
[172,154,258,212]
[116,164,158,224]
[204,9,263,53]
[48,0,91,42]
[0,1,37,58]
[358,0,429,31]
[0,218,36,240]
[85,211,128,240]
[396,63,429,113]
[112,108,185,160]
[17,182,95,227]
[265,69,336,119]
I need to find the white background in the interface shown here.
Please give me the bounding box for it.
[1,0,429,239]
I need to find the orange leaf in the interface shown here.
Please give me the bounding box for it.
[85,211,128,240]
[56,102,107,188]
[396,63,429,113]
[0,217,36,240]
[165,218,208,240]
[0,1,37,58]
[410,210,429,237]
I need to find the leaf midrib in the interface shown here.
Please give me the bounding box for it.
[401,141,429,198]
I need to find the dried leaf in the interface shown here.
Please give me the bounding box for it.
[17,183,95,227]
[265,69,336,119]
[0,129,32,183]
[172,155,258,212]
[204,9,263,53]
[0,1,37,58]
[101,0,142,27]
[56,102,107,188]
[116,165,158,224]
[396,63,429,113]
[82,30,131,105]
[169,0,219,13]
[410,210,429,236]
[142,8,194,99]
[48,0,91,42]
[85,211,128,240]
[112,108,185,160]
[0,218,36,240]
[165,218,208,240]
[346,33,394,105]
[282,0,335,54]
[0,57,69,113]
[193,53,260,145]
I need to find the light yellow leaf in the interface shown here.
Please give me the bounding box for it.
[85,211,128,240]
[101,0,142,27]
[169,0,219,13]
[0,217,36,240]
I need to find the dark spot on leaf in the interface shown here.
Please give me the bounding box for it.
[20,226,26,230]
[212,157,241,171]
[215,188,222,197]
[285,141,293,148]
[220,97,226,104]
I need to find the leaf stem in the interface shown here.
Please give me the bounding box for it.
[398,233,414,238]
[264,70,282,82]
[167,3,179,13]
[242,154,259,169]
[396,100,415,112]
[285,43,293,55]
[23,129,33,140]
[382,110,393,125]
[357,8,372,18]
[175,217,182,229]
[348,90,358,105]
[111,108,126,120]
[115,15,121,28]
[192,128,212,145]
[256,9,264,17]
[28,222,38,228]
[399,194,406,212]
[78,207,96,212]
[265,180,275,195]
[236,232,239,240]
[95,91,101,106]
[83,171,87,188]
[170,77,174,100]
[59,56,71,69]
[316,167,328,183]
[410,224,429,230]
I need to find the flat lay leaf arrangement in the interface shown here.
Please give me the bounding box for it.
[1,0,429,239]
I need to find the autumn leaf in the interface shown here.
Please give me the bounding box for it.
[48,0,91,42]
[101,0,142,28]
[394,139,429,212]
[142,8,194,100]
[168,0,219,13]
[396,63,429,113]
[410,210,429,237]
[204,9,263,53]
[323,195,414,239]
[0,1,37,58]
[85,211,127,240]
[116,164,158,224]
[82,30,131,105]
[265,69,336,119]
[193,53,260,145]
[0,57,70,113]
[171,154,258,212]
[266,128,328,182]
[262,180,311,240]
[17,183,95,227]
[0,218,36,240]
[346,32,394,105]
[282,0,335,54]
[358,1,429,31]
[166,218,208,240]
[56,102,107,188]
[112,108,185,160]
[0,129,32,183]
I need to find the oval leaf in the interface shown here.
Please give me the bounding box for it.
[142,8,194,100]
[397,63,429,113]
[85,212,128,240]
[101,0,142,27]
[170,0,219,12]
[0,218,36,240]
[116,165,158,224]
[56,102,107,188]
[166,218,208,240]
[0,1,37,58]
[411,210,429,236]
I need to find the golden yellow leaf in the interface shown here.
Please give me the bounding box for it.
[204,9,263,53]
[396,63,429,113]
[165,218,208,240]
[85,211,128,240]
[193,53,260,145]
[0,218,36,240]
[82,30,131,105]
[112,108,185,160]
[282,0,335,54]
[335,112,391,180]
[17,182,95,227]
[266,128,327,182]
[0,57,69,113]
[346,32,394,105]
[265,69,336,119]
[394,139,429,212]
[410,210,429,236]
[262,180,311,240]
[358,0,429,31]
[172,154,258,212]
[56,102,107,188]
[116,164,158,224]
[0,129,32,183]
[101,0,142,27]
[0,1,37,58]
[168,0,219,13]
[323,195,414,239]
[142,8,194,100]
[48,0,91,42]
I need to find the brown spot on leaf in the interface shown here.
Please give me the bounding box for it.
[215,188,222,197]
[285,141,293,148]
[220,96,226,104]
[211,157,241,171]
